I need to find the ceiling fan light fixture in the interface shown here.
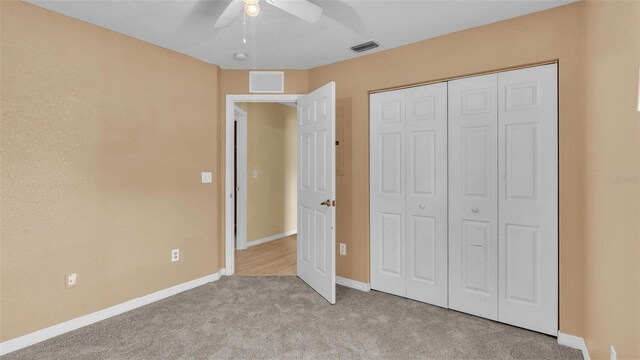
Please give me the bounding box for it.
[244,0,260,17]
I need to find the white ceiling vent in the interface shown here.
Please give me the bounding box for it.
[350,40,380,53]
[249,71,284,93]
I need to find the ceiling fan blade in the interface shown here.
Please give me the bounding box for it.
[214,0,244,29]
[266,0,323,23]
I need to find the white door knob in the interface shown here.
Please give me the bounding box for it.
[419,204,426,209]
[472,207,479,213]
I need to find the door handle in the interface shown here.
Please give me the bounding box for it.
[320,199,331,207]
[472,207,479,213]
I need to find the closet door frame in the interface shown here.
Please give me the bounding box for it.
[368,62,559,335]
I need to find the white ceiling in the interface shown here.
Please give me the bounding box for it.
[25,0,575,69]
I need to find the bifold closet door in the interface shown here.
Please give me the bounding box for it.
[448,74,499,320]
[497,64,558,335]
[370,83,448,306]
[370,89,406,297]
[405,84,448,307]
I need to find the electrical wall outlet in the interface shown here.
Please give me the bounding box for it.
[339,243,347,256]
[65,273,77,289]
[171,249,180,262]
[610,345,616,360]
[201,172,213,184]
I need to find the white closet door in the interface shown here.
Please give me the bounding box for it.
[448,74,499,320]
[497,64,558,335]
[405,83,448,307]
[370,89,406,297]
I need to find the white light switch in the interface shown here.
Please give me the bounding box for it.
[201,172,213,183]
[253,170,258,178]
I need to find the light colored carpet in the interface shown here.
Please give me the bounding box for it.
[2,276,581,360]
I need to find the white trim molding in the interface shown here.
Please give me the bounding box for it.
[235,105,249,251]
[0,270,226,356]
[225,94,305,276]
[336,276,371,292]
[247,230,297,248]
[558,332,590,360]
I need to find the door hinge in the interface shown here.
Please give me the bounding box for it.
[335,140,340,146]
[332,200,336,207]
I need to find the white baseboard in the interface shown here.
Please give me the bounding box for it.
[0,269,226,356]
[558,332,590,360]
[336,276,371,292]
[247,229,296,248]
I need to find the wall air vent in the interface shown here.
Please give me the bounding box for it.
[350,40,380,53]
[249,71,284,93]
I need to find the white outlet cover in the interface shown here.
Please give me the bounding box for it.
[66,273,77,288]
[171,249,180,262]
[201,172,213,184]
[339,243,346,255]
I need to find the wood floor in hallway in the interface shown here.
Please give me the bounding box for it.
[234,234,297,276]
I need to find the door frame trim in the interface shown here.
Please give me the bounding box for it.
[225,94,305,275]
[234,105,248,251]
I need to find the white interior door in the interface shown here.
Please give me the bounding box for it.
[297,82,336,304]
[405,83,448,307]
[448,74,499,320]
[370,89,406,297]
[497,64,558,335]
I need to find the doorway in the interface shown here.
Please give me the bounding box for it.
[225,83,337,304]
[234,101,298,276]
[225,94,304,276]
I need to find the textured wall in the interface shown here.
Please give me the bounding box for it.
[308,2,586,337]
[581,1,640,359]
[0,1,220,341]
[237,102,297,242]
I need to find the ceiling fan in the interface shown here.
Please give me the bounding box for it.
[214,0,323,29]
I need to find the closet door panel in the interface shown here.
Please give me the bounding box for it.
[405,83,448,307]
[498,64,558,335]
[448,74,498,320]
[370,89,406,297]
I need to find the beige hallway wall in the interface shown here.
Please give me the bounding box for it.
[0,1,220,342]
[309,2,586,337]
[581,1,640,359]
[237,103,297,242]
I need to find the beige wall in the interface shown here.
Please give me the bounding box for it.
[581,2,640,359]
[0,1,220,342]
[238,103,297,241]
